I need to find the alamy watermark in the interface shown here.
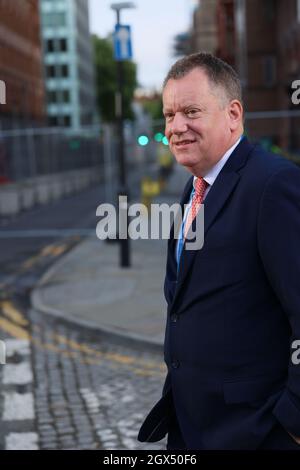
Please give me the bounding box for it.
[291,340,300,365]
[291,80,300,105]
[96,197,205,251]
[0,80,6,105]
[0,340,6,365]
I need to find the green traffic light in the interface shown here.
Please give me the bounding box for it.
[162,136,168,145]
[138,135,149,146]
[154,132,164,143]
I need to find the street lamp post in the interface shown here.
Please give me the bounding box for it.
[111,2,135,268]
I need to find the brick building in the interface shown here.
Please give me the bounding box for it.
[216,0,235,67]
[188,0,300,152]
[275,0,300,150]
[234,0,300,150]
[190,0,218,54]
[0,0,45,129]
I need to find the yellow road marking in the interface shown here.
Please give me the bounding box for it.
[105,352,136,365]
[50,245,68,256]
[40,244,68,258]
[0,301,165,376]
[0,300,29,326]
[132,368,165,377]
[0,316,81,361]
[53,333,165,370]
[0,317,30,340]
[54,334,100,356]
[40,245,55,257]
[21,256,40,270]
[20,243,68,272]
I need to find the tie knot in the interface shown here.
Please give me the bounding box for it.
[194,177,208,198]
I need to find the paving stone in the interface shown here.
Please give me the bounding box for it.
[2,307,167,451]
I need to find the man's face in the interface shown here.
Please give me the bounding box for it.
[163,68,236,175]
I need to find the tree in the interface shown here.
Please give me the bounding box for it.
[92,35,137,122]
[142,96,163,121]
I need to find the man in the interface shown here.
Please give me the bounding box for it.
[138,53,300,450]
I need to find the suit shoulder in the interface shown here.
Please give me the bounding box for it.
[247,145,300,180]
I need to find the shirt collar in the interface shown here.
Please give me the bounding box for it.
[193,135,243,189]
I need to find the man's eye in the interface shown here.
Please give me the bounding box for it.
[165,114,174,121]
[186,109,199,117]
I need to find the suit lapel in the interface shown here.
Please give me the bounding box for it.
[170,137,254,310]
[176,172,240,290]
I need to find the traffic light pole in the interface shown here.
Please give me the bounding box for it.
[115,8,130,267]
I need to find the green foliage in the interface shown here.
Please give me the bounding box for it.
[92,35,137,122]
[142,97,163,121]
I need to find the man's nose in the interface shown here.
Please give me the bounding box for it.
[171,113,188,134]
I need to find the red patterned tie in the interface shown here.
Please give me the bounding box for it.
[184,177,208,239]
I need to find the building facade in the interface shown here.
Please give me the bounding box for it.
[0,0,45,129]
[233,0,300,150]
[275,0,300,150]
[187,0,300,152]
[39,0,97,129]
[216,0,235,67]
[191,0,218,54]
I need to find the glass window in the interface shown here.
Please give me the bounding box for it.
[62,90,70,102]
[61,64,69,77]
[49,116,58,126]
[48,90,57,103]
[262,55,276,87]
[42,12,66,27]
[60,38,67,52]
[46,65,56,78]
[46,39,54,52]
[263,0,275,22]
[63,115,71,127]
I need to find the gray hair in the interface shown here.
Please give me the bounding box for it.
[163,52,243,105]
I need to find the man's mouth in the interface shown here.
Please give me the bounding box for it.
[174,140,196,147]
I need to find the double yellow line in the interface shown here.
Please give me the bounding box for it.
[0,300,165,377]
[0,300,30,340]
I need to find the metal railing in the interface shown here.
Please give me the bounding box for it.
[0,125,104,182]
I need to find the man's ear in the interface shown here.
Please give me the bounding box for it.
[228,100,243,131]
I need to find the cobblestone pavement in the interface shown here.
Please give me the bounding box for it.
[0,182,170,450]
[0,295,167,450]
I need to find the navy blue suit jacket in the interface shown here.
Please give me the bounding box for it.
[138,137,300,449]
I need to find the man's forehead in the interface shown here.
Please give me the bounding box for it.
[164,67,208,86]
[163,70,210,99]
[162,83,206,110]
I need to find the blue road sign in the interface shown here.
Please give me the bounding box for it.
[113,24,132,61]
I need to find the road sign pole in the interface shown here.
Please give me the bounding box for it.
[116,51,130,267]
[112,7,133,268]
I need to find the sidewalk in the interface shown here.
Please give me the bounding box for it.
[31,165,190,349]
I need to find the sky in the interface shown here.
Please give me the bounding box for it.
[88,0,197,91]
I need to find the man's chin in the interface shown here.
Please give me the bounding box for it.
[174,156,205,176]
[174,154,198,169]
